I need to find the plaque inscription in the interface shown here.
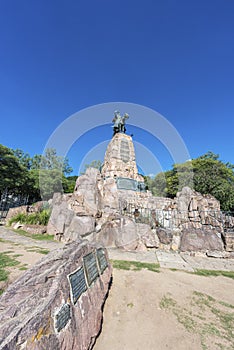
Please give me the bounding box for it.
[96,248,108,274]
[83,252,99,287]
[55,303,71,332]
[116,177,138,191]
[68,266,87,304]
[120,139,130,162]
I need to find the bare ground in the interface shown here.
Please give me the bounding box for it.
[0,227,234,350]
[94,268,234,350]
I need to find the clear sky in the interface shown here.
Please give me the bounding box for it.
[0,0,233,176]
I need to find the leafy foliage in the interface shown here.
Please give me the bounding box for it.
[83,160,102,173]
[8,209,51,226]
[146,152,234,211]
[0,144,75,201]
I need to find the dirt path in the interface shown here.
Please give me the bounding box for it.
[94,268,234,350]
[0,226,63,290]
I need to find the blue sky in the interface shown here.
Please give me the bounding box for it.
[0,0,233,176]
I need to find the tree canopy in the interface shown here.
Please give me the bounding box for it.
[145,152,234,212]
[0,144,75,201]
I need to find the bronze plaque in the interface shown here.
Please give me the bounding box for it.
[96,248,108,274]
[54,303,71,332]
[120,139,130,162]
[68,266,87,304]
[83,252,99,287]
[116,177,138,191]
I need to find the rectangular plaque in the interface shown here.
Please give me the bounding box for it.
[120,140,130,162]
[96,248,108,274]
[54,303,71,332]
[83,252,99,287]
[116,177,138,191]
[68,266,87,304]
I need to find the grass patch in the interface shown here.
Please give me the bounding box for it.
[159,291,234,350]
[13,229,55,241]
[0,252,20,282]
[159,294,177,309]
[19,266,28,271]
[111,259,160,272]
[12,254,23,258]
[0,268,9,282]
[26,247,50,255]
[193,269,234,280]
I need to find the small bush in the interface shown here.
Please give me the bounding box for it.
[8,209,51,226]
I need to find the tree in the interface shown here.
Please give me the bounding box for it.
[31,149,73,174]
[31,148,73,200]
[148,152,234,211]
[0,144,29,196]
[63,176,77,193]
[12,149,32,169]
[0,145,74,201]
[82,160,102,174]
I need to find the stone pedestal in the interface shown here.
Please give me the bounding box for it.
[101,133,143,182]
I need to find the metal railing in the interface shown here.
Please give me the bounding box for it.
[120,201,234,230]
[0,190,29,220]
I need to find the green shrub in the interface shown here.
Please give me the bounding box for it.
[8,209,51,226]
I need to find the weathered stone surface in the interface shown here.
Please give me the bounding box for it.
[101,133,144,182]
[47,194,75,238]
[222,230,234,252]
[115,217,139,250]
[94,218,120,248]
[180,228,224,252]
[100,177,119,212]
[171,235,181,251]
[0,241,112,350]
[63,215,95,241]
[6,205,28,224]
[74,167,101,215]
[14,223,47,234]
[137,224,159,248]
[156,228,173,245]
[6,202,45,224]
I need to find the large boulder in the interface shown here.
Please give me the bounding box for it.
[0,241,112,350]
[137,224,159,248]
[99,177,119,212]
[63,215,95,242]
[74,168,101,215]
[46,193,75,238]
[156,228,173,245]
[95,217,139,250]
[115,217,139,250]
[180,227,224,252]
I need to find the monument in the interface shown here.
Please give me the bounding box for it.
[101,111,145,191]
[45,111,234,254]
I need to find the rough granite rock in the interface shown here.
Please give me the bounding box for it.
[95,217,139,250]
[46,193,75,237]
[63,216,95,241]
[180,228,224,252]
[156,228,173,245]
[101,133,144,182]
[74,167,101,215]
[0,241,112,350]
[137,224,159,248]
[115,217,139,250]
